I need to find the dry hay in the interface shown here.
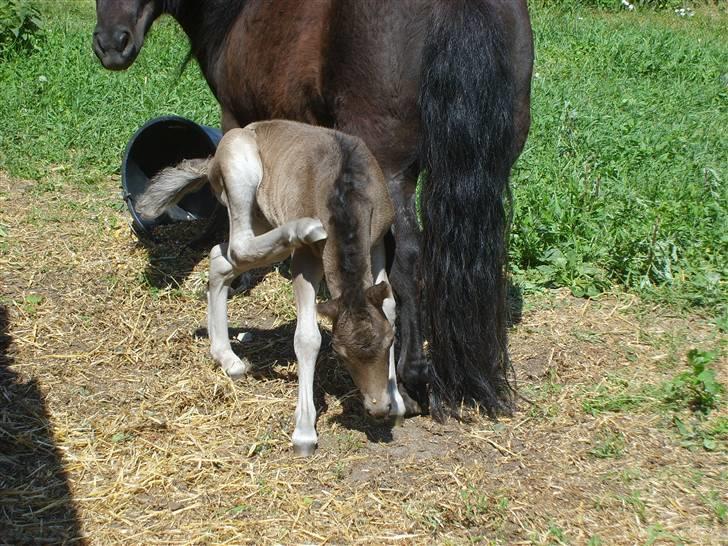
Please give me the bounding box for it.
[0,171,726,545]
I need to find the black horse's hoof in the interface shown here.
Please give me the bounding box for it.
[400,388,424,416]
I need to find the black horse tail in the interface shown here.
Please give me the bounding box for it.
[419,0,515,419]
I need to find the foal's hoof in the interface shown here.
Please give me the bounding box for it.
[219,354,251,379]
[293,442,317,457]
[298,218,327,244]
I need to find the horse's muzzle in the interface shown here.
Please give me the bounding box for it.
[93,26,136,70]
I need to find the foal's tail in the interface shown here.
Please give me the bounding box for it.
[419,0,516,419]
[135,158,211,220]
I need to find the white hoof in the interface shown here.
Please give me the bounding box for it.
[215,352,251,379]
[389,383,406,425]
[292,426,318,457]
[293,442,317,457]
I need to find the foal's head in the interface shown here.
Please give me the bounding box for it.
[318,282,394,419]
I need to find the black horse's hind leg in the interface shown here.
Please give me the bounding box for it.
[387,166,428,413]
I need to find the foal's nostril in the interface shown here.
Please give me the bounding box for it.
[365,400,392,419]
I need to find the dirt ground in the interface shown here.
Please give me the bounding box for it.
[1,171,726,545]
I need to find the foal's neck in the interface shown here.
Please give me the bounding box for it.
[324,229,373,310]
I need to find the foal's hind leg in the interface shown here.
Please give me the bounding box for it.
[208,243,250,378]
[207,130,327,378]
[208,221,327,379]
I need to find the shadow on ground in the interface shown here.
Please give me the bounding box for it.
[0,306,84,544]
[194,321,397,444]
[138,214,225,290]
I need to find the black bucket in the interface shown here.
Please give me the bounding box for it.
[121,115,222,236]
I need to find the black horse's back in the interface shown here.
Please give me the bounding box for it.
[325,0,429,169]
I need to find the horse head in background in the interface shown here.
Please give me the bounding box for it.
[92,0,160,70]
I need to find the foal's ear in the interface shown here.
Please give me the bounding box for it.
[366,281,391,308]
[317,298,341,321]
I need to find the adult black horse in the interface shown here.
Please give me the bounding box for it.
[93,0,533,419]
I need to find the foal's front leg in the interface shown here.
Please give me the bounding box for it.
[371,241,406,424]
[290,248,323,456]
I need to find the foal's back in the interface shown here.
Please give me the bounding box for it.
[250,120,393,247]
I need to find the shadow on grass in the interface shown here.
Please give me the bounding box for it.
[0,305,84,544]
[508,281,524,327]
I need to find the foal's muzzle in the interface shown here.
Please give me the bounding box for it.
[364,397,392,419]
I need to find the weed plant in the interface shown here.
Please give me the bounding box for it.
[0,0,42,57]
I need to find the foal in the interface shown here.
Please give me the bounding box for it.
[136,120,405,455]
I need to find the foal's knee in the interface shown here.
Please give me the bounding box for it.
[227,238,255,270]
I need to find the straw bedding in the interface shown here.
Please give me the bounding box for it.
[0,172,725,544]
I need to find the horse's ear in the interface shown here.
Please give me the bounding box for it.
[317,298,340,321]
[366,281,391,308]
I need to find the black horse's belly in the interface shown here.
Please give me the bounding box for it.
[219,0,430,176]
[324,0,431,173]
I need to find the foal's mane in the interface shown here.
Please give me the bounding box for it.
[327,135,373,313]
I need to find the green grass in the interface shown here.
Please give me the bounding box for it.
[512,6,727,310]
[590,430,626,458]
[0,3,218,183]
[0,2,725,312]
